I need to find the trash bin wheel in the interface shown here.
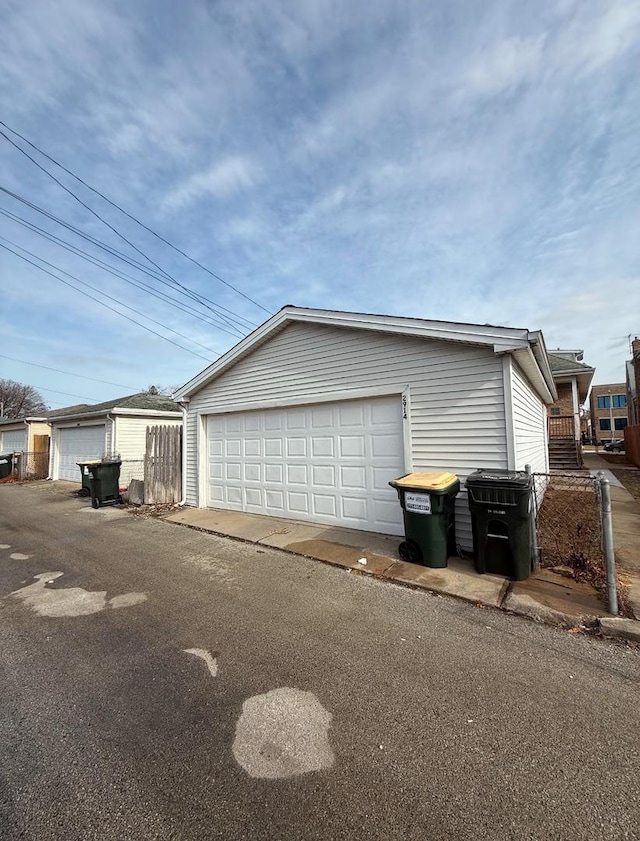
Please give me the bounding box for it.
[399,540,423,565]
[91,496,101,510]
[78,488,90,498]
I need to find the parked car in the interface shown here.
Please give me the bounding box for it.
[603,439,625,453]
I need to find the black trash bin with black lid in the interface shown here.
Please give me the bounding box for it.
[389,472,460,568]
[465,469,534,580]
[78,459,122,509]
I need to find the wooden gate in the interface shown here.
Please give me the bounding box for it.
[144,425,182,505]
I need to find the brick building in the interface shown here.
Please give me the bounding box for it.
[627,338,640,426]
[589,383,629,444]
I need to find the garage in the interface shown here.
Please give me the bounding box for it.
[57,425,106,481]
[207,396,405,534]
[177,307,557,549]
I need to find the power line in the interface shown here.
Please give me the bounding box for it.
[0,186,256,334]
[1,236,218,357]
[0,122,271,318]
[0,354,136,389]
[29,385,97,401]
[0,239,213,361]
[0,207,243,341]
[1,119,271,315]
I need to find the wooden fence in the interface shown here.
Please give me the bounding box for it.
[624,424,640,468]
[144,425,182,504]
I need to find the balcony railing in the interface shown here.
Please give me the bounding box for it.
[548,414,577,439]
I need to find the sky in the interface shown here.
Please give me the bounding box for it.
[1,0,639,411]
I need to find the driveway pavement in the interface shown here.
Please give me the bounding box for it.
[1,482,639,841]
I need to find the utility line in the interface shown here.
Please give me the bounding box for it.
[1,236,218,357]
[28,385,97,401]
[0,354,136,389]
[0,186,256,333]
[0,240,213,362]
[0,207,245,340]
[0,125,270,326]
[0,120,271,314]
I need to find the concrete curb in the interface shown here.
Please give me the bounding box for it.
[598,617,640,644]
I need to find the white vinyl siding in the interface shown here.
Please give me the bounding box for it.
[114,415,182,485]
[187,322,509,552]
[1,428,27,452]
[511,360,549,474]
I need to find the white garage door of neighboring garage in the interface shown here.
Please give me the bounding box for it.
[58,425,106,481]
[207,395,405,535]
[1,430,26,452]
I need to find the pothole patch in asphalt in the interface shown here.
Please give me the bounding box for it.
[232,687,334,779]
[8,572,147,617]
[0,544,11,550]
[9,553,30,560]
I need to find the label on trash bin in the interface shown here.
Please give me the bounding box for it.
[405,492,431,514]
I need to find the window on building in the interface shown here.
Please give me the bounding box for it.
[597,396,610,409]
[550,407,561,416]
[613,394,627,408]
[615,418,628,431]
[599,419,611,431]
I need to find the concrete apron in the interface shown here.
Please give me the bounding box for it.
[165,507,616,632]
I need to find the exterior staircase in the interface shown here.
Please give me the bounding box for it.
[548,437,583,471]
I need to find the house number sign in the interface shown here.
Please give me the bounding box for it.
[402,395,408,419]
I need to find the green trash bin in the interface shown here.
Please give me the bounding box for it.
[82,459,122,509]
[389,472,460,568]
[465,469,534,580]
[77,460,100,497]
[0,453,14,480]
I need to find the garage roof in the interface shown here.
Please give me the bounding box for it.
[47,392,180,423]
[174,306,557,404]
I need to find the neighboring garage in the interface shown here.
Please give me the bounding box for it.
[49,392,182,484]
[175,307,557,551]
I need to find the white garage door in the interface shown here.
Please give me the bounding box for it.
[58,425,106,481]
[1,429,26,452]
[207,396,405,534]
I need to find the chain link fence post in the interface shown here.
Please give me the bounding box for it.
[597,471,619,616]
[525,464,540,569]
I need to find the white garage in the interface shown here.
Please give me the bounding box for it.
[176,307,556,547]
[48,392,182,483]
[207,396,405,534]
[57,424,106,481]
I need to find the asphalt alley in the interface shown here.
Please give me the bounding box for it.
[1,482,639,841]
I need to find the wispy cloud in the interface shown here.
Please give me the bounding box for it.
[0,0,639,396]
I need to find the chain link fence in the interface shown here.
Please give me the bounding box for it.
[1,451,50,481]
[532,471,604,579]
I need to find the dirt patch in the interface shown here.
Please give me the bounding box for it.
[535,484,630,615]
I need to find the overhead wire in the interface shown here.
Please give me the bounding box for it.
[0,239,213,361]
[1,235,219,357]
[0,125,269,333]
[0,186,256,334]
[0,206,246,340]
[0,354,137,389]
[0,119,272,315]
